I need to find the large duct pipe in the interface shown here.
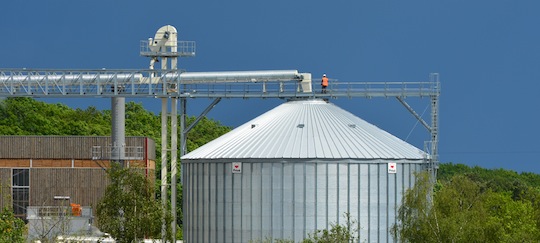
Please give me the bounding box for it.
[1,70,312,94]
[174,70,301,82]
[0,70,305,85]
[111,97,125,165]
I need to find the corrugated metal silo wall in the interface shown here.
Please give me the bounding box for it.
[183,159,425,243]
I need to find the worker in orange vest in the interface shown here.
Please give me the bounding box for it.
[321,73,329,93]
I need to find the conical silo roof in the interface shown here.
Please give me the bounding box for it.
[182,99,427,160]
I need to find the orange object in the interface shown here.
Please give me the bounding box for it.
[321,77,329,87]
[70,203,82,216]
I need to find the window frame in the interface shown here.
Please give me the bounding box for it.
[12,168,30,219]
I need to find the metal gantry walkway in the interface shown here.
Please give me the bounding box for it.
[0,68,438,98]
[0,67,441,171]
[0,67,441,172]
[0,67,441,168]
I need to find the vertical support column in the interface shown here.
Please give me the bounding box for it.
[180,99,187,156]
[161,98,168,241]
[429,73,440,178]
[161,54,171,241]
[111,97,125,166]
[170,43,180,241]
[171,98,178,239]
[179,98,187,241]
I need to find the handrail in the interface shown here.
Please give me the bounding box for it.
[0,69,439,98]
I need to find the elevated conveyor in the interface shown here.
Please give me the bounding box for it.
[0,68,437,98]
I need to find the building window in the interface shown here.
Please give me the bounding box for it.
[12,169,29,219]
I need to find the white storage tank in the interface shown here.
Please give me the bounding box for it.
[181,99,428,242]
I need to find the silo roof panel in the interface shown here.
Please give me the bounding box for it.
[182,99,427,160]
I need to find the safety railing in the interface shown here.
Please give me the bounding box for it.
[92,146,144,160]
[0,69,439,98]
[140,40,196,57]
[176,80,439,98]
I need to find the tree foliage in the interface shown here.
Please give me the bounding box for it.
[185,116,231,152]
[302,213,359,243]
[0,97,231,146]
[0,206,25,243]
[393,167,540,242]
[0,184,25,242]
[0,97,110,135]
[96,163,166,242]
[250,213,360,243]
[438,162,540,197]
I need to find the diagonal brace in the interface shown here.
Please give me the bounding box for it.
[396,97,432,133]
[184,97,222,135]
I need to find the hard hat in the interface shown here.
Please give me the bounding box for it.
[323,74,326,77]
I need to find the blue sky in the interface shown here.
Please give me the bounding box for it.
[1,1,539,173]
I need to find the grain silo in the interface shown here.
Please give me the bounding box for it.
[181,99,428,242]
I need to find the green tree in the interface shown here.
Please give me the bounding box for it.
[250,213,360,243]
[96,163,167,242]
[0,97,111,135]
[302,213,359,243]
[438,163,540,195]
[483,192,539,242]
[0,182,25,243]
[432,175,494,242]
[0,207,25,243]
[393,171,540,242]
[125,102,159,138]
[0,206,25,243]
[185,116,231,152]
[391,172,439,242]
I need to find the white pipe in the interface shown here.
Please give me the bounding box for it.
[160,98,168,240]
[111,97,126,164]
[171,98,178,240]
[0,70,302,84]
[173,70,300,83]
